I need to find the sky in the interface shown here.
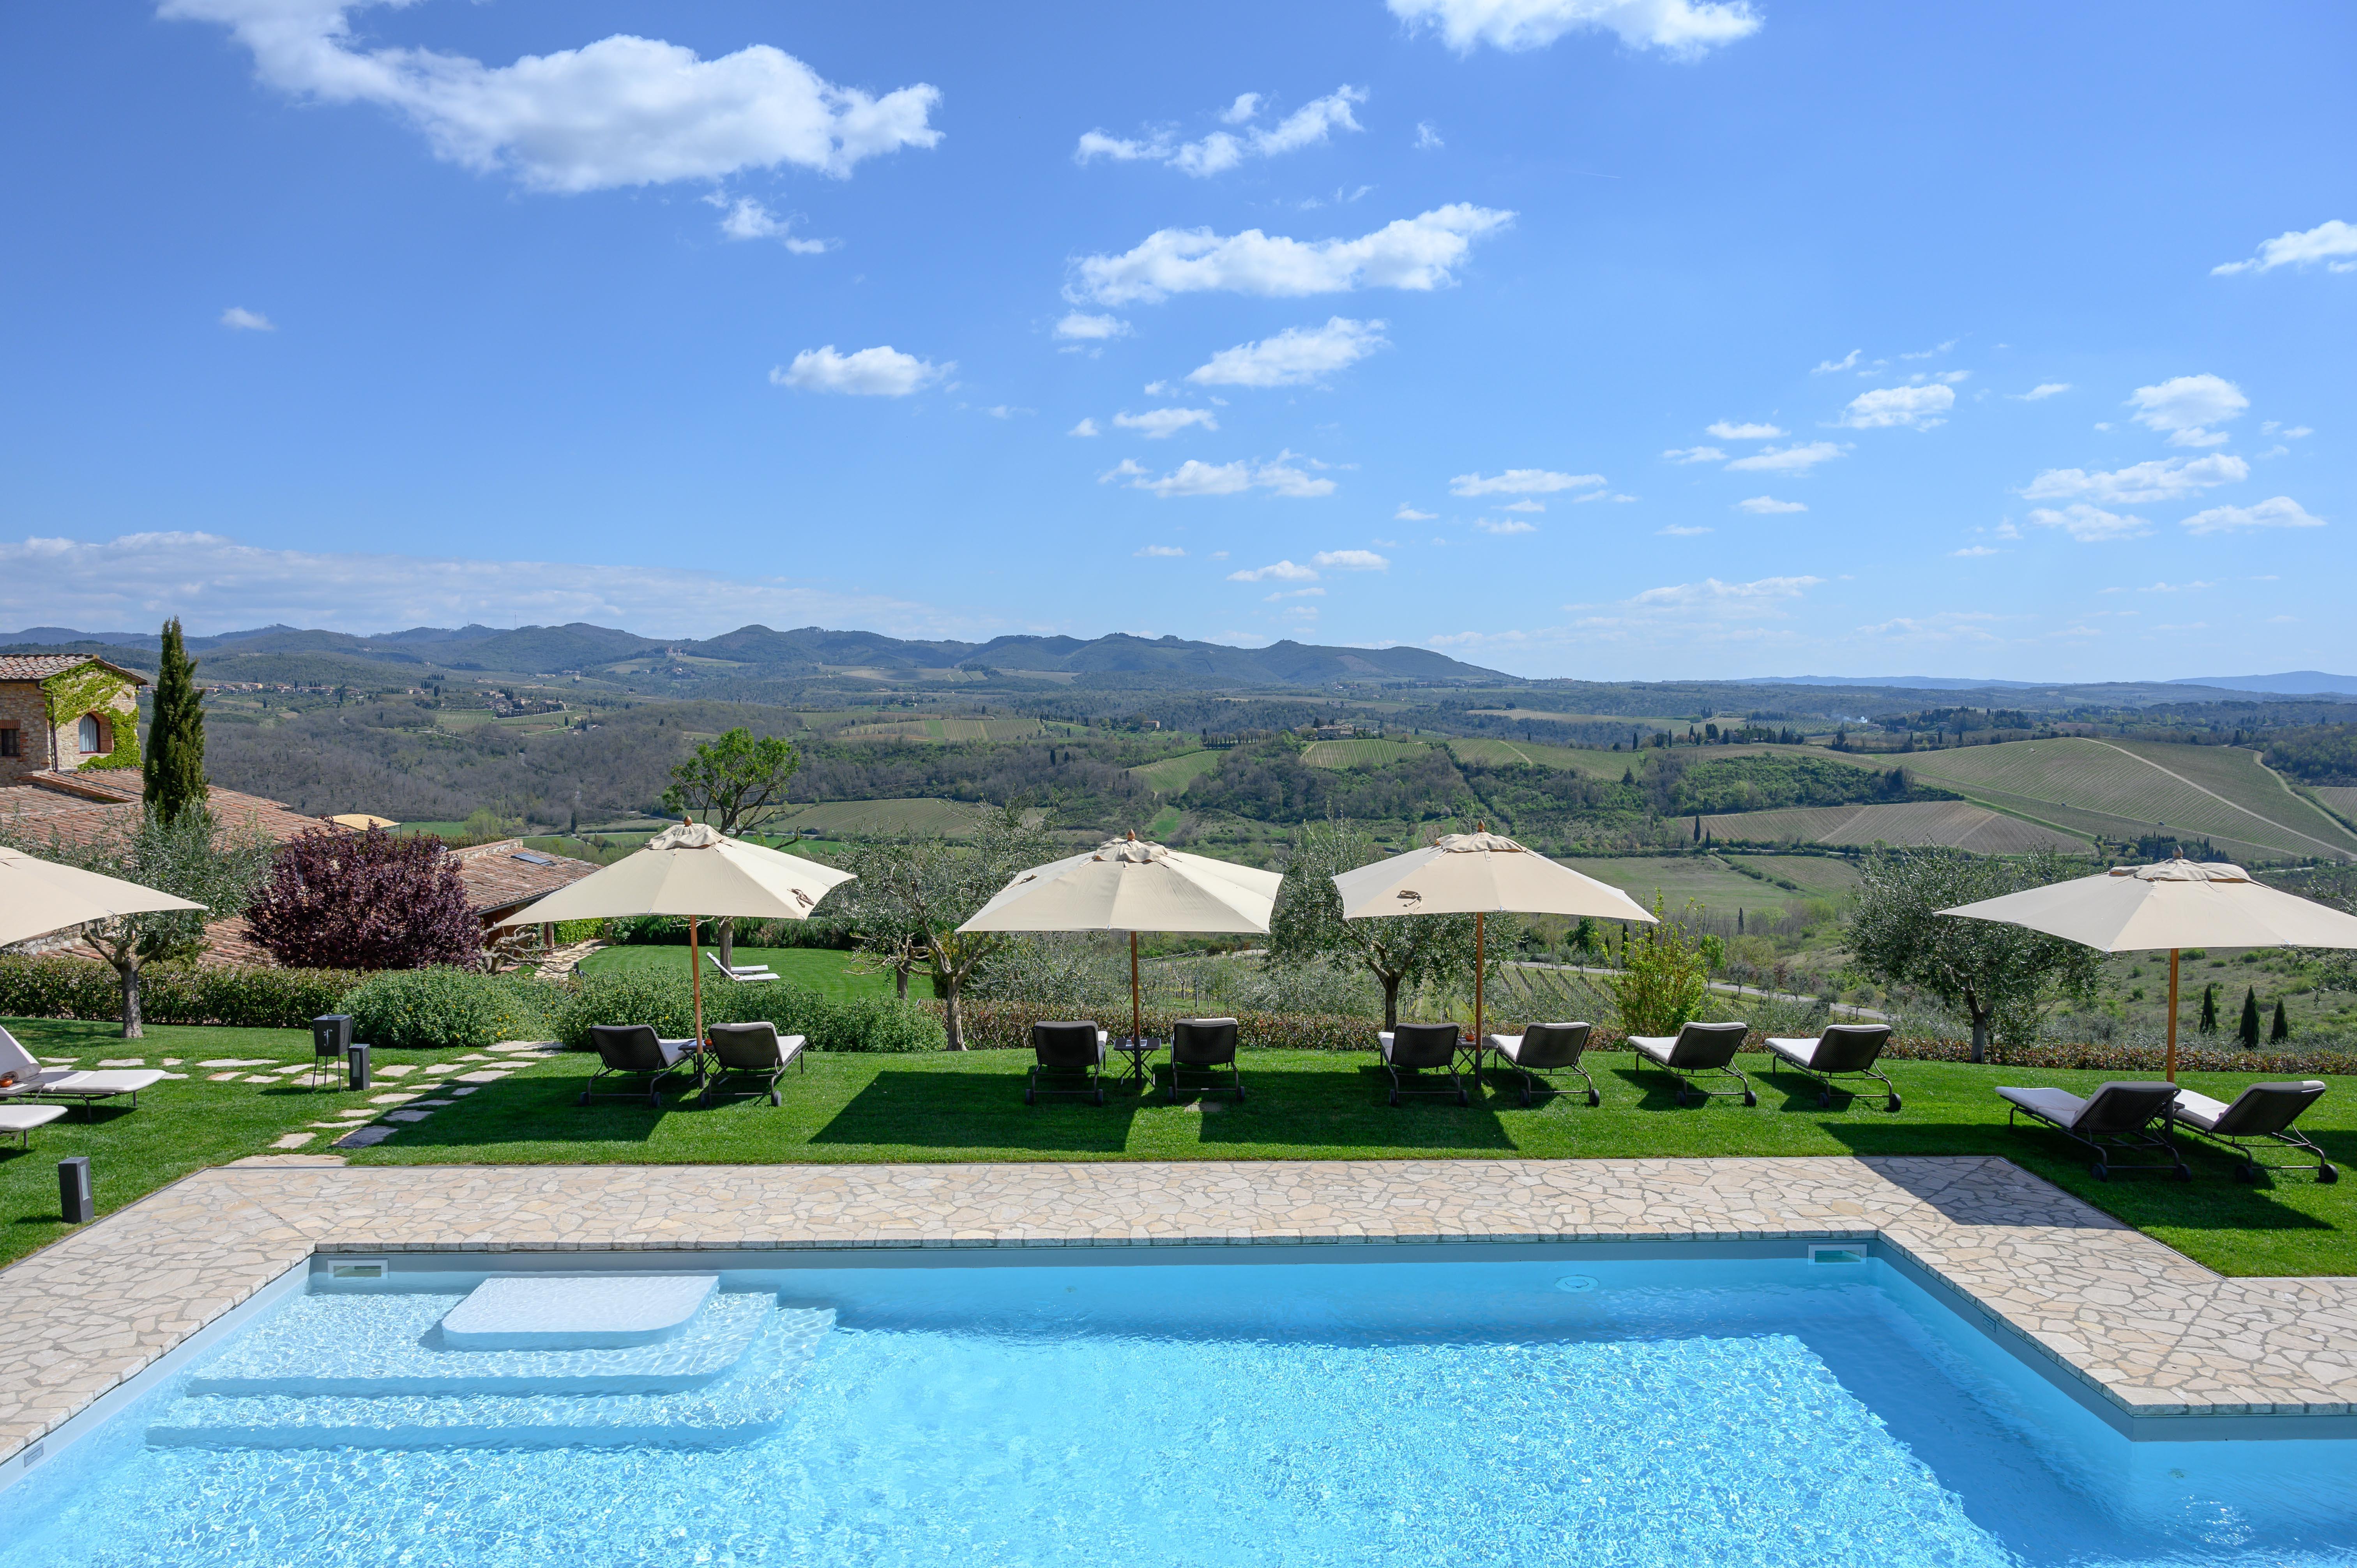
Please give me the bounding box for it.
[0,0,2350,682]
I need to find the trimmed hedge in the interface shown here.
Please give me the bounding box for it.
[552,971,941,1054]
[1880,1034,2357,1076]
[0,955,363,1029]
[341,968,564,1050]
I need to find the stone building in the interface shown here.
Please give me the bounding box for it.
[0,655,144,782]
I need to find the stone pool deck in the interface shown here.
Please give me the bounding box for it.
[2,1155,2353,1462]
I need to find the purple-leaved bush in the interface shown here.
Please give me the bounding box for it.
[246,826,481,971]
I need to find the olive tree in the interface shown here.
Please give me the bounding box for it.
[1848,848,2103,1062]
[1267,820,1481,1029]
[662,726,800,968]
[845,805,1054,1050]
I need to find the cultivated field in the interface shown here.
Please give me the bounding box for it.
[1302,738,1431,769]
[765,798,996,838]
[1743,854,1864,897]
[1701,800,2086,853]
[1445,738,1620,772]
[2315,786,2357,822]
[1560,855,1826,916]
[837,716,1044,742]
[1129,749,1225,793]
[1905,738,2357,862]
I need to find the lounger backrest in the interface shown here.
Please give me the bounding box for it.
[588,1024,665,1071]
[705,1021,783,1069]
[2208,1080,2328,1139]
[1514,1023,1592,1068]
[0,1028,38,1082]
[2074,1081,2180,1134]
[1808,1024,1892,1074]
[1171,1018,1239,1065]
[1032,1022,1102,1068]
[1388,1023,1459,1068]
[1666,1021,1748,1069]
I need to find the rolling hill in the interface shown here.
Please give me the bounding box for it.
[1699,801,2085,853]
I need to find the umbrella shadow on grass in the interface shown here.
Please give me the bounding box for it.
[810,1070,1142,1153]
[1179,1063,1517,1151]
[360,1075,669,1150]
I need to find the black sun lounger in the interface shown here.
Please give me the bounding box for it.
[2173,1081,2335,1184]
[699,1021,806,1108]
[580,1025,696,1107]
[1763,1024,1899,1111]
[1995,1081,2188,1181]
[1167,1017,1243,1104]
[1482,1023,1597,1107]
[1627,1022,1753,1107]
[1376,1024,1467,1106]
[1028,1022,1109,1105]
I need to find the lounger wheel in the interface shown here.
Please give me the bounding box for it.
[1671,1088,1689,1107]
[1885,1094,1902,1113]
[1817,1090,1833,1109]
[1742,1090,1757,1107]
[2090,1161,2110,1182]
[578,1089,592,1107]
[1456,1087,1469,1106]
[768,1091,781,1107]
[2232,1162,2255,1184]
[1388,1091,1400,1107]
[1585,1089,1600,1107]
[2173,1165,2193,1183]
[2322,1164,2340,1184]
[1025,1086,1036,1105]
[1234,1085,1246,1104]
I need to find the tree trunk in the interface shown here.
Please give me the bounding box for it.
[1967,1008,1989,1065]
[716,918,735,970]
[941,975,966,1051]
[118,958,143,1040]
[894,962,910,1001]
[1380,972,1401,1031]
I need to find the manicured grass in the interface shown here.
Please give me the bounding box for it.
[0,1019,514,1268]
[346,1044,2357,1278]
[576,944,896,1002]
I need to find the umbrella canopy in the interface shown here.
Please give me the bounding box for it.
[0,844,206,948]
[1941,855,2357,1079]
[1333,829,1657,1047]
[502,822,854,926]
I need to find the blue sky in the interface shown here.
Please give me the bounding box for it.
[0,0,2350,681]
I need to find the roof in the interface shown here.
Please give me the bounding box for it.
[449,837,601,917]
[0,655,148,687]
[0,772,323,851]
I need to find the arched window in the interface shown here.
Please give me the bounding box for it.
[78,714,102,755]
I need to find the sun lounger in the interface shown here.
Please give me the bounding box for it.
[1028,1022,1109,1105]
[698,1021,806,1108]
[579,1024,696,1107]
[1483,1023,1597,1107]
[1995,1081,2188,1181]
[1627,1021,1753,1107]
[0,1103,67,1148]
[703,952,777,983]
[1763,1024,1899,1111]
[1376,1024,1468,1106]
[2172,1081,2335,1183]
[0,1028,166,1118]
[1167,1017,1243,1104]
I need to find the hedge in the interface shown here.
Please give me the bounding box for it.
[342,968,565,1050]
[0,955,364,1030]
[552,971,941,1053]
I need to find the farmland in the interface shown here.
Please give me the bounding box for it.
[1559,854,1834,918]
[1445,738,1624,773]
[765,797,996,838]
[2316,786,2357,822]
[1129,749,1226,793]
[1905,738,2357,862]
[1302,738,1430,769]
[838,716,1045,742]
[1700,800,2085,853]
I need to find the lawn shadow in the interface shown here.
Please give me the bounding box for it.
[810,1070,1141,1153]
[362,1076,667,1150]
[1180,1062,1516,1151]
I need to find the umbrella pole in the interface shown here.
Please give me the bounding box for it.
[2166,946,2179,1084]
[1474,911,1485,1050]
[690,915,705,1050]
[1130,931,1142,1049]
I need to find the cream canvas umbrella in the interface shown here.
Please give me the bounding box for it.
[1332,828,1656,1047]
[0,844,207,948]
[958,832,1283,1049]
[504,821,855,1046]
[1941,855,2357,1081]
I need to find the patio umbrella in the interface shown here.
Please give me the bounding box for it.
[1940,855,2357,1081]
[503,821,855,1046]
[0,844,206,948]
[958,832,1283,1049]
[1332,828,1656,1047]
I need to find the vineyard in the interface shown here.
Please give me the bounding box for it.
[765,797,1000,838]
[837,716,1045,742]
[1128,749,1226,793]
[1301,738,1431,770]
[1699,800,2085,854]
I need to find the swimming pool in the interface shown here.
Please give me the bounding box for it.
[5,1245,2355,1567]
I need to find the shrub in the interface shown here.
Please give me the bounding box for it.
[246,826,480,970]
[837,993,946,1052]
[0,955,363,1028]
[341,967,560,1049]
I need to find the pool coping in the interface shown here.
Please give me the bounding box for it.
[0,1154,2353,1475]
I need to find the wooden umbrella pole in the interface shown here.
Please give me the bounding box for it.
[2166,946,2180,1084]
[1474,911,1485,1053]
[1130,931,1143,1048]
[689,915,704,1050]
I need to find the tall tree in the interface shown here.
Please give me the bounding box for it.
[1267,819,1482,1029]
[2198,982,2219,1034]
[142,618,208,824]
[661,726,799,966]
[1848,848,2104,1063]
[2271,998,2291,1044]
[2238,986,2262,1050]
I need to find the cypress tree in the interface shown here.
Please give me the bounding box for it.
[142,617,208,824]
[2198,983,2218,1034]
[2271,999,2290,1044]
[2237,986,2261,1050]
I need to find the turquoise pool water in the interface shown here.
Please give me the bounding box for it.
[5,1251,2356,1566]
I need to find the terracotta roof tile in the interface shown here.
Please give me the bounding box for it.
[449,837,600,916]
[0,655,147,685]
[0,776,323,851]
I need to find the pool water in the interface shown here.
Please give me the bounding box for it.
[6,1252,2357,1567]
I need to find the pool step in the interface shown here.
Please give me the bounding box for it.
[150,1303,832,1450]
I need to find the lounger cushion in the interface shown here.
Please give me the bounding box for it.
[37,1070,166,1097]
[1378,1026,1458,1067]
[1995,1086,2087,1125]
[1626,1034,1677,1067]
[705,1023,804,1070]
[1486,1024,1589,1067]
[0,1104,66,1134]
[2177,1081,2327,1137]
[0,1029,44,1083]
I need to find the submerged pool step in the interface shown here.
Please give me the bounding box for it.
[185,1294,800,1396]
[150,1305,833,1450]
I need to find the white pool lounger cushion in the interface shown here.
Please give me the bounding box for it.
[440,1273,721,1350]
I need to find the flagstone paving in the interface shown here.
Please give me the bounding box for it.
[0,1155,2353,1467]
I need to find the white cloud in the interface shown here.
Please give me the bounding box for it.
[2212,219,2357,276]
[1735,496,1806,514]
[1227,560,1320,582]
[1899,337,1961,361]
[1113,407,1219,439]
[1265,587,1325,602]
[1106,454,1335,499]
[1394,505,1437,521]
[0,530,963,640]
[1450,468,1603,496]
[2028,504,2152,543]
[1662,445,1725,464]
[1628,575,1822,609]
[1076,87,1368,178]
[1068,417,1100,438]
[1706,420,1784,440]
[1501,499,1544,513]
[2127,374,2248,449]
[2180,496,2326,535]
[708,196,831,252]
[1950,545,1999,557]
[162,0,942,193]
[1185,317,1388,387]
[1414,121,1444,150]
[1134,544,1186,557]
[2021,454,2247,504]
[1070,204,1513,304]
[1839,383,1954,430]
[1053,312,1130,342]
[1387,0,1761,57]
[1725,441,1844,474]
[770,344,946,396]
[1812,350,1860,374]
[1312,549,1390,571]
[219,306,274,331]
[2014,382,2071,401]
[1474,518,1537,534]
[1656,524,1711,537]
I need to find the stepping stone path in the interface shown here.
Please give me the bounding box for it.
[198,1059,273,1067]
[98,1059,143,1067]
[333,1125,395,1148]
[272,1134,315,1150]
[375,1065,416,1079]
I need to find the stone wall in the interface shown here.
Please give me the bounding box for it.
[0,675,138,783]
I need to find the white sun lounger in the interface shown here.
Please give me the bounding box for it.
[703,952,777,983]
[0,1103,67,1148]
[0,1028,167,1118]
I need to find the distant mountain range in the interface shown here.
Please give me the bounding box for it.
[1755,671,2357,697]
[2169,671,2357,697]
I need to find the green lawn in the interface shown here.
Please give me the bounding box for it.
[345,1044,2357,1278]
[576,944,897,1002]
